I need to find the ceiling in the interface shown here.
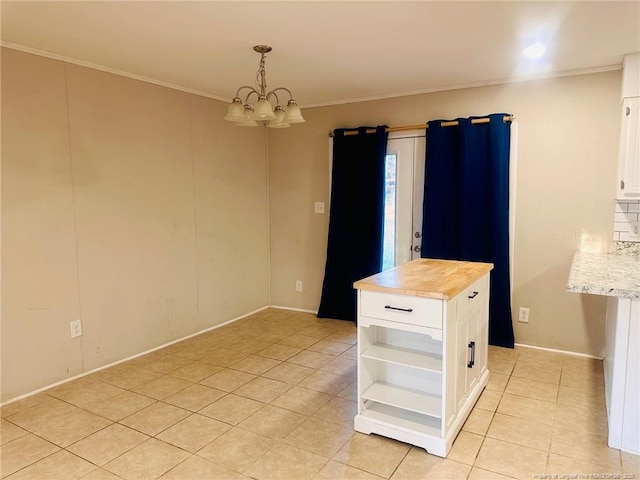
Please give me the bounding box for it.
[1,1,639,107]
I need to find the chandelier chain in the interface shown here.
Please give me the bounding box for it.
[256,52,268,97]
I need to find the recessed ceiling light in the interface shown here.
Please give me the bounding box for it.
[523,42,547,60]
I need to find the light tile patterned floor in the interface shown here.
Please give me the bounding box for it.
[1,308,638,479]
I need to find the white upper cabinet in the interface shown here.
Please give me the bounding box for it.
[621,54,640,100]
[617,54,640,200]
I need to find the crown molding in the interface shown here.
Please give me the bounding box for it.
[302,64,622,109]
[1,41,230,104]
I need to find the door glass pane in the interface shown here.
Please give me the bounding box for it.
[382,154,397,271]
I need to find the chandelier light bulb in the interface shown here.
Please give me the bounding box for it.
[224,98,247,122]
[283,100,305,124]
[253,97,277,121]
[267,106,290,128]
[236,105,258,127]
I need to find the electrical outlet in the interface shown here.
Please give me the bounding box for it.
[70,319,83,338]
[296,280,303,292]
[518,307,530,323]
[314,202,325,214]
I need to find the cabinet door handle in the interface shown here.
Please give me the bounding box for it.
[467,341,476,368]
[384,305,413,313]
[468,291,479,299]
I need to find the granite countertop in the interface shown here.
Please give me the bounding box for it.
[567,251,640,299]
[354,258,493,300]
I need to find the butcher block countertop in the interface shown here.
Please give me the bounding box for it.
[354,258,494,300]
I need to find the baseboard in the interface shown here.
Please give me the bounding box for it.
[514,342,602,360]
[269,305,318,315]
[1,305,270,407]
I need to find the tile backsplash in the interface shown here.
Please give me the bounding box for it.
[614,200,640,242]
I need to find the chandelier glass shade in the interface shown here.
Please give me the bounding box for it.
[224,45,305,128]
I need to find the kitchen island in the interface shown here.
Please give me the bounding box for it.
[567,250,640,454]
[353,258,493,457]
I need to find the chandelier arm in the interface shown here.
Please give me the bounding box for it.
[234,85,259,100]
[269,87,294,101]
[245,90,261,104]
[265,91,281,105]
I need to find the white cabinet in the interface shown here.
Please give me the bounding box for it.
[605,296,640,454]
[354,261,491,458]
[616,53,640,200]
[454,278,488,415]
[621,53,640,100]
[616,97,640,200]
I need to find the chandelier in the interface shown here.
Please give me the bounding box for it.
[224,45,305,128]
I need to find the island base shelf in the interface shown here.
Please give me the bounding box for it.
[355,369,489,458]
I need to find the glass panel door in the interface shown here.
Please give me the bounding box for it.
[382,135,426,269]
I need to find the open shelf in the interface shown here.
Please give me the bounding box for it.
[362,344,442,372]
[361,382,442,418]
[359,402,442,437]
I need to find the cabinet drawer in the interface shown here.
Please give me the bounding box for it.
[360,290,443,329]
[457,276,487,317]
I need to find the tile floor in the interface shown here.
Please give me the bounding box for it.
[1,308,638,479]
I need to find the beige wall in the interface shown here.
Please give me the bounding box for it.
[268,71,621,356]
[1,48,269,402]
[1,47,621,402]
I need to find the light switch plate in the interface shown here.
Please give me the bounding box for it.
[314,202,325,214]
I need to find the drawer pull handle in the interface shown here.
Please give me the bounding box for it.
[468,341,476,368]
[468,291,479,299]
[384,305,413,313]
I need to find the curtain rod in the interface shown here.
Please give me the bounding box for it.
[328,115,514,137]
